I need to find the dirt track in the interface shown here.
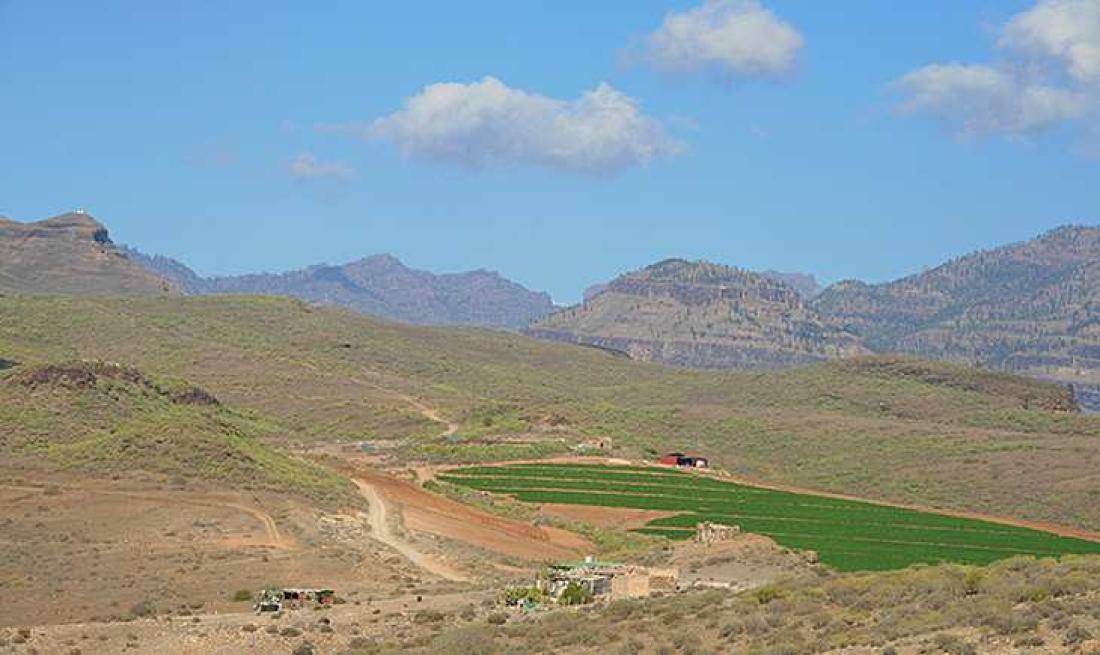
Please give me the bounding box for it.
[0,483,290,548]
[352,477,471,582]
[322,388,595,568]
[351,467,592,564]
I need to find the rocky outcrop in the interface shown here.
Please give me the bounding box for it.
[0,212,176,296]
[760,270,823,299]
[527,259,864,370]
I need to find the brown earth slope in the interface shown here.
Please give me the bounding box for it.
[0,212,175,296]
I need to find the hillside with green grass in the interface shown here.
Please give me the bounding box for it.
[1,295,1098,530]
[0,360,355,505]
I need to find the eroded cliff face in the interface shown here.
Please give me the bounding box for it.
[526,259,864,370]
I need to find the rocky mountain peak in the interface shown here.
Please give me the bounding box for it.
[1,211,111,243]
[629,258,754,285]
[41,212,111,242]
[355,253,407,270]
[527,257,863,370]
[0,212,174,296]
[812,223,1100,411]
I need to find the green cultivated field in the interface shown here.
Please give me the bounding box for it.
[439,464,1100,571]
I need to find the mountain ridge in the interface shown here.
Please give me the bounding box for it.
[812,224,1100,410]
[122,246,556,329]
[526,258,865,369]
[523,225,1098,410]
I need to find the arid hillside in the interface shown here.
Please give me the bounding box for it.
[815,225,1100,409]
[523,229,1100,412]
[0,361,436,629]
[0,212,175,296]
[7,553,1099,654]
[527,259,864,369]
[2,295,1097,532]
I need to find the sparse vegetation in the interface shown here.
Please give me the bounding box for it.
[2,295,1098,531]
[0,360,358,506]
[402,554,1100,653]
[558,581,594,606]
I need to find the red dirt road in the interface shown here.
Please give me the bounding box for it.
[352,467,592,562]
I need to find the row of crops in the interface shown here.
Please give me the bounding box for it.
[439,464,1100,571]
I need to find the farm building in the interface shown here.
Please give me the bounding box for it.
[538,556,677,602]
[253,588,335,612]
[658,452,709,468]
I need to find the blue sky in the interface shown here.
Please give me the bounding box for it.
[2,0,1098,303]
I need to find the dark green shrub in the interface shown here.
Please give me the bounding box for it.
[559,582,593,606]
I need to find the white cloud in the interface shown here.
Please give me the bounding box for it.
[1001,0,1100,82]
[893,64,1088,137]
[638,0,804,77]
[288,153,353,181]
[892,0,1099,144]
[336,77,682,176]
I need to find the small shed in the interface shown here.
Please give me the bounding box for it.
[254,588,335,612]
[537,556,677,602]
[659,452,709,468]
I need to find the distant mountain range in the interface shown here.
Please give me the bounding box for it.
[2,211,1095,408]
[527,258,864,369]
[814,225,1100,410]
[0,211,553,329]
[530,226,1099,411]
[121,247,555,329]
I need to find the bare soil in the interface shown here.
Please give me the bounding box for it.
[664,533,817,590]
[351,467,592,563]
[0,471,430,628]
[0,588,494,655]
[537,503,678,530]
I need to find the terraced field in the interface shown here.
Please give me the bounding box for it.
[439,464,1100,571]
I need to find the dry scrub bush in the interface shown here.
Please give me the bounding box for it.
[428,626,498,655]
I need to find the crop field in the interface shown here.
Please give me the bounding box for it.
[439,464,1100,571]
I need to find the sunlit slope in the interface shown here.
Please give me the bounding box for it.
[0,360,355,505]
[1,294,1097,529]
